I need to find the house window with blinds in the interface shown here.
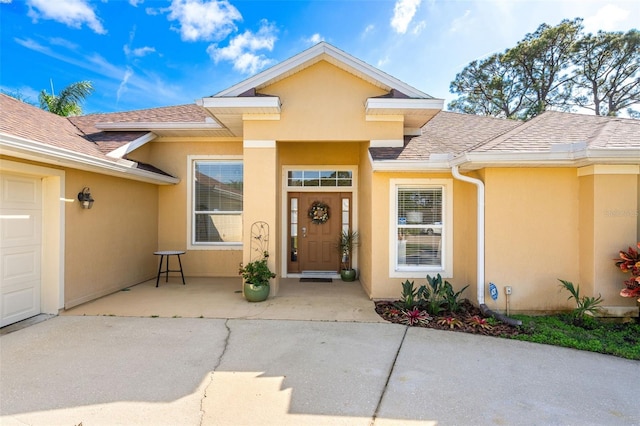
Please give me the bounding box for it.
[193,161,243,245]
[396,186,444,270]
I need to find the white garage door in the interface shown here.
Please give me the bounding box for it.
[0,174,42,327]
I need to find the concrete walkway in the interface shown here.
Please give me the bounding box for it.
[1,315,639,425]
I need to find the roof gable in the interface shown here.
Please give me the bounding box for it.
[214,42,435,100]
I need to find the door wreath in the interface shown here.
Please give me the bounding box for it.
[308,201,330,224]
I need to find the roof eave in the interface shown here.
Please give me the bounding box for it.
[0,132,179,185]
[365,98,444,112]
[453,149,640,169]
[197,96,282,114]
[95,122,223,131]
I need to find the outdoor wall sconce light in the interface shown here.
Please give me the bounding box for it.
[77,187,94,209]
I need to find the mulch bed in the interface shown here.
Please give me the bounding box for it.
[374,299,523,337]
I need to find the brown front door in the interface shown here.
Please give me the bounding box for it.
[288,192,349,273]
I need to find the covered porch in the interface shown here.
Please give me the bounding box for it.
[62,278,384,323]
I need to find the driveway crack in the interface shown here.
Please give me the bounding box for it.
[199,318,231,426]
[370,325,408,426]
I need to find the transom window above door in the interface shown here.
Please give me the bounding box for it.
[287,170,353,187]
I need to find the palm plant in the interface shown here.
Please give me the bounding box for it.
[39,80,94,116]
[337,229,359,271]
[558,279,603,323]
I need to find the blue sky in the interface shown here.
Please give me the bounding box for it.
[1,0,638,114]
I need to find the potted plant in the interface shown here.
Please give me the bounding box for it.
[337,229,359,282]
[239,251,276,302]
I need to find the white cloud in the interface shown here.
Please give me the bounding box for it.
[412,20,426,35]
[14,35,185,108]
[377,56,389,68]
[362,24,375,38]
[305,33,324,45]
[49,37,79,50]
[390,0,421,34]
[166,0,242,42]
[129,0,143,6]
[449,9,471,33]
[14,37,50,54]
[26,0,106,34]
[0,0,13,4]
[124,45,156,57]
[123,26,156,58]
[583,4,630,33]
[117,67,134,101]
[207,20,277,74]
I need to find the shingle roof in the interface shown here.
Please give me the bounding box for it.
[472,110,640,152]
[0,94,175,180]
[370,111,521,161]
[0,93,105,158]
[370,110,640,163]
[70,103,210,128]
[68,104,219,153]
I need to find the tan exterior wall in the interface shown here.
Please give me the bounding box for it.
[579,166,639,315]
[357,144,373,296]
[366,171,477,300]
[243,142,278,292]
[483,168,580,313]
[245,61,402,142]
[64,169,159,308]
[129,139,244,277]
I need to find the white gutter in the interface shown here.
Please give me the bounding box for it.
[95,121,223,131]
[451,165,485,305]
[0,132,179,185]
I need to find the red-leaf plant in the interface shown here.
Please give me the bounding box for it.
[615,242,640,302]
[437,316,463,329]
[466,315,493,330]
[401,307,431,326]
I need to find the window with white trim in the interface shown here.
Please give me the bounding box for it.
[391,179,453,276]
[192,160,243,245]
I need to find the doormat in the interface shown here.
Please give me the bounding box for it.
[300,278,333,283]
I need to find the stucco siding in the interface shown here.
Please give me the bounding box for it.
[64,169,158,308]
[367,171,476,300]
[277,141,361,165]
[484,168,580,313]
[154,139,243,277]
[357,143,373,296]
[588,171,639,308]
[246,61,402,142]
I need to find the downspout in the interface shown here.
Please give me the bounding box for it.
[451,165,521,327]
[451,166,485,305]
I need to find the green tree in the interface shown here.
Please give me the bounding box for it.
[571,29,640,116]
[503,18,583,118]
[39,80,94,116]
[448,53,530,119]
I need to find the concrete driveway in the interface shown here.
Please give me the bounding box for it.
[1,316,638,425]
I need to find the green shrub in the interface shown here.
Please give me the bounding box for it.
[558,279,603,325]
